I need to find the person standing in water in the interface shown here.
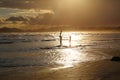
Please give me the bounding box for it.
[59,30,62,47]
[59,30,72,47]
[69,36,71,47]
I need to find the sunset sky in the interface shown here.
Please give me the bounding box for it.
[0,0,120,31]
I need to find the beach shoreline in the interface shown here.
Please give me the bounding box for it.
[0,60,120,80]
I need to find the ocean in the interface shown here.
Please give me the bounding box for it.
[0,32,120,80]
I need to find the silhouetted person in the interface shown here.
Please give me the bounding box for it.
[69,36,71,47]
[59,30,62,47]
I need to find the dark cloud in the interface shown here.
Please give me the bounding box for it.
[0,0,56,9]
[6,16,28,21]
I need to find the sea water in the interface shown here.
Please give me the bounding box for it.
[0,32,120,69]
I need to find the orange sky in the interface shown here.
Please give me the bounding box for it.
[0,0,120,26]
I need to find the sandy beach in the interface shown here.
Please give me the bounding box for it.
[0,60,120,80]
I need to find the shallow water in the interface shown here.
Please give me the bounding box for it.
[0,32,120,69]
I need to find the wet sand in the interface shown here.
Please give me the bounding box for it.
[0,60,120,80]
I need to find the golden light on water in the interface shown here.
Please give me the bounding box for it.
[51,32,86,70]
[71,34,83,40]
[62,33,83,47]
[61,49,81,67]
[51,48,85,70]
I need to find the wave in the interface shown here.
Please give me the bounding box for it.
[0,58,63,68]
[0,41,14,44]
[21,45,85,51]
[0,63,52,68]
[41,39,56,42]
[0,44,95,53]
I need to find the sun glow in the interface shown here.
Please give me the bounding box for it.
[59,0,88,6]
[62,49,81,67]
[51,48,86,71]
[62,33,83,47]
[61,0,85,4]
